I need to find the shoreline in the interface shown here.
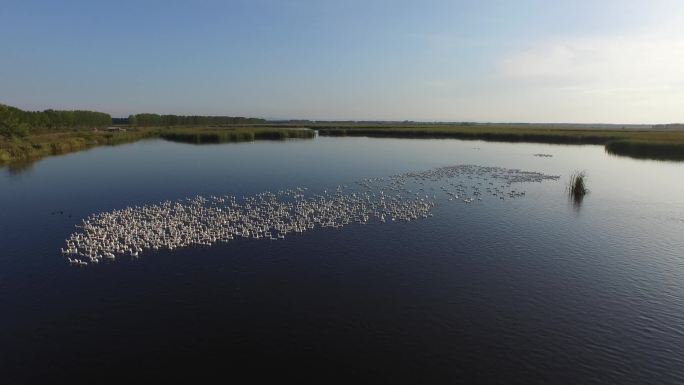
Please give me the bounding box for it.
[2,124,683,168]
[0,127,316,167]
[315,125,684,161]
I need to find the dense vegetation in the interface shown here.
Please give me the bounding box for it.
[0,126,314,166]
[604,139,684,160]
[129,114,266,127]
[0,129,156,164]
[0,104,111,137]
[159,127,314,144]
[111,117,129,125]
[315,124,629,142]
[0,105,283,165]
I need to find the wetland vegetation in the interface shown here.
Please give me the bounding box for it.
[158,127,315,144]
[0,127,315,166]
[315,124,684,161]
[3,104,684,167]
[128,113,267,127]
[568,170,589,202]
[0,104,313,165]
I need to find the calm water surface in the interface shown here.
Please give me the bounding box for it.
[2,137,683,384]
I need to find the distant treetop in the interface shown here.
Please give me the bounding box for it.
[0,104,111,138]
[128,113,266,127]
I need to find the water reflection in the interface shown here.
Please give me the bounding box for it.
[604,142,684,161]
[570,192,585,211]
[6,158,36,176]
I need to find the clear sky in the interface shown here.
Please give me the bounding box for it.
[2,0,683,123]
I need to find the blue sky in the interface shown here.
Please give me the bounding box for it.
[2,0,683,122]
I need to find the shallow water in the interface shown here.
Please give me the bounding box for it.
[2,137,684,384]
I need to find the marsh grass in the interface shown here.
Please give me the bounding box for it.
[0,127,315,166]
[317,125,684,161]
[568,170,588,201]
[3,123,683,166]
[605,139,684,161]
[158,127,315,144]
[0,128,157,165]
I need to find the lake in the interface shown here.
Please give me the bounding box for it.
[2,136,683,384]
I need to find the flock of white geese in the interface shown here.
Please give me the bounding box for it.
[62,165,559,266]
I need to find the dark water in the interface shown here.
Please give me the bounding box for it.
[2,137,683,384]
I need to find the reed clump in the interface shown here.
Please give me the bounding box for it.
[568,170,588,200]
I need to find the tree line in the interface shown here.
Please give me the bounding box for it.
[0,104,112,138]
[0,103,269,139]
[128,113,266,127]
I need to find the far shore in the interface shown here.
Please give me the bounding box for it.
[2,123,684,168]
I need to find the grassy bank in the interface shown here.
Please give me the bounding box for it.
[0,127,315,166]
[0,129,156,164]
[1,104,299,166]
[316,125,684,161]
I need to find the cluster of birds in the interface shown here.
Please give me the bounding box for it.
[61,165,558,266]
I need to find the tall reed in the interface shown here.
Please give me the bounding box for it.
[568,170,588,200]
